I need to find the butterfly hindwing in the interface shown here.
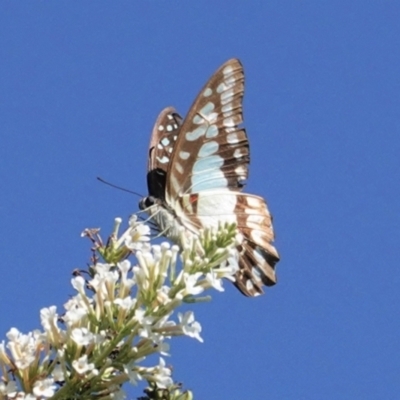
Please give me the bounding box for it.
[178,191,279,296]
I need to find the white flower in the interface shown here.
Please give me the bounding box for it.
[90,269,119,297]
[94,330,107,345]
[118,265,136,295]
[0,380,17,396]
[52,363,65,382]
[205,269,224,291]
[93,263,112,275]
[63,306,88,328]
[118,259,131,274]
[32,378,57,398]
[136,246,161,281]
[71,276,86,292]
[157,341,170,356]
[133,309,163,341]
[217,249,240,280]
[72,354,96,375]
[124,361,143,385]
[63,294,89,327]
[64,294,90,312]
[152,358,173,388]
[114,296,136,310]
[133,245,170,293]
[155,285,179,307]
[124,216,151,251]
[71,328,95,346]
[40,306,58,332]
[117,260,135,289]
[136,312,174,346]
[144,358,173,389]
[133,308,153,325]
[176,272,204,297]
[6,328,42,370]
[132,264,149,293]
[0,340,10,365]
[178,311,203,343]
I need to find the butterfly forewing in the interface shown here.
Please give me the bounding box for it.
[146,107,182,199]
[166,59,250,203]
[148,106,182,173]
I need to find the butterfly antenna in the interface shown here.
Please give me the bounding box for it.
[97,177,143,197]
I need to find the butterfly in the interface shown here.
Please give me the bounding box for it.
[139,59,279,297]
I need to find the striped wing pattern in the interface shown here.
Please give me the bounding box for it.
[141,59,279,297]
[166,59,249,202]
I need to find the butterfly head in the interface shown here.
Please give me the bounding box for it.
[138,195,157,211]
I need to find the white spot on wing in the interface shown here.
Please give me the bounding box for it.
[158,125,164,131]
[193,115,205,125]
[246,196,261,208]
[195,193,236,220]
[193,155,224,174]
[170,174,181,194]
[247,214,265,224]
[223,65,234,75]
[203,87,212,97]
[227,132,239,144]
[251,267,262,282]
[206,125,218,138]
[200,101,215,117]
[198,141,219,158]
[223,111,233,118]
[179,151,190,160]
[186,126,207,141]
[175,162,184,174]
[253,247,267,265]
[225,75,236,85]
[161,137,170,146]
[217,82,226,93]
[167,125,173,132]
[207,112,218,124]
[221,89,234,105]
[246,279,254,292]
[235,165,246,177]
[223,117,235,127]
[157,156,169,164]
[192,171,228,192]
[234,148,244,158]
[222,103,233,113]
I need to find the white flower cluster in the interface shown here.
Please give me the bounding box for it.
[0,217,239,400]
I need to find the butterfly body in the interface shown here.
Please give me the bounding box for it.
[139,59,279,297]
[139,195,185,242]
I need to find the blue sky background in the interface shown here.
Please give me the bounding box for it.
[1,2,399,399]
